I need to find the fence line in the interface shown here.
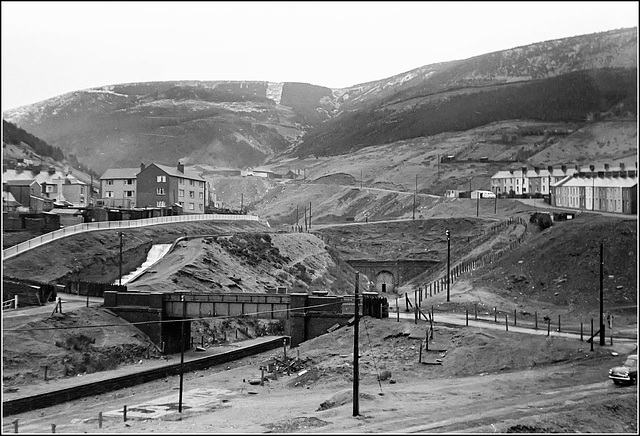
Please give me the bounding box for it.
[2,214,262,261]
[2,295,18,311]
[418,216,529,302]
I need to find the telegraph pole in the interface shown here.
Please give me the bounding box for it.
[446,229,451,302]
[179,295,186,413]
[413,175,417,220]
[296,205,299,231]
[353,271,360,417]
[118,232,123,286]
[309,202,312,230]
[600,242,605,346]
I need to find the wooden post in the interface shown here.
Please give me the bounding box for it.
[505,315,508,331]
[13,419,18,433]
[474,303,477,320]
[86,293,89,308]
[535,312,538,329]
[44,365,48,381]
[51,424,56,433]
[590,318,594,351]
[547,319,551,336]
[494,307,497,323]
[610,316,613,345]
[99,412,103,429]
[353,272,360,417]
[260,366,265,386]
[123,405,127,422]
[283,338,287,360]
[396,298,399,322]
[514,309,517,326]
[418,341,423,363]
[580,322,583,341]
[466,309,468,326]
[558,314,561,332]
[405,293,409,312]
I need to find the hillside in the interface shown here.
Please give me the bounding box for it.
[2,27,636,177]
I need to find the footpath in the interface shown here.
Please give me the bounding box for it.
[2,335,287,416]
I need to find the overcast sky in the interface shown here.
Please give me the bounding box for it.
[1,1,638,111]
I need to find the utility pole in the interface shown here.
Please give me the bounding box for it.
[240,193,244,214]
[413,175,417,220]
[296,205,299,231]
[309,202,312,230]
[600,242,605,346]
[304,207,308,232]
[446,229,451,302]
[476,193,480,217]
[118,232,123,286]
[353,271,360,417]
[179,295,186,413]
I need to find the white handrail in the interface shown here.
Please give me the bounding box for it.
[2,295,18,311]
[3,214,262,261]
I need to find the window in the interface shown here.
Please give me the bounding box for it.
[179,189,184,197]
[199,204,203,211]
[157,187,165,195]
[189,203,194,210]
[189,180,194,186]
[80,186,85,194]
[125,179,134,185]
[125,191,134,197]
[106,180,113,185]
[200,181,204,188]
[179,178,184,185]
[189,191,195,198]
[105,191,114,198]
[199,192,204,199]
[157,200,166,207]
[157,175,166,183]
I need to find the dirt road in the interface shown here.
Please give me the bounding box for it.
[3,316,636,434]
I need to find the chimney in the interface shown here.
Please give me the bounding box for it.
[561,165,567,173]
[140,163,146,172]
[177,162,184,173]
[534,166,540,174]
[48,166,56,175]
[604,163,610,171]
[547,165,553,173]
[620,163,625,171]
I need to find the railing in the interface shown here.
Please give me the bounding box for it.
[2,214,261,261]
[2,295,18,311]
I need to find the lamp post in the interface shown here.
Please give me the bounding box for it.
[446,229,450,302]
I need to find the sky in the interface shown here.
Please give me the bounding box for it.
[1,1,638,111]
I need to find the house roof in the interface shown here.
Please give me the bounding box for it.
[3,169,85,185]
[554,175,638,188]
[100,168,140,179]
[4,179,40,186]
[153,164,205,181]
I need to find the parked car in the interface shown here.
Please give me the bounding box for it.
[608,354,637,385]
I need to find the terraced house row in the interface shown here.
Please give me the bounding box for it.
[99,162,207,213]
[491,162,638,214]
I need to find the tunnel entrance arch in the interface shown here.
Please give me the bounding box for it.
[375,270,395,293]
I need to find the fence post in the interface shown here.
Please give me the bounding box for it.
[396,298,399,322]
[514,309,517,326]
[99,412,103,429]
[535,312,538,329]
[123,405,127,422]
[51,424,56,433]
[590,318,594,351]
[466,308,468,326]
[547,319,551,336]
[13,419,18,433]
[14,295,18,309]
[474,303,477,320]
[505,315,508,331]
[580,322,583,341]
[558,315,561,332]
[494,307,497,323]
